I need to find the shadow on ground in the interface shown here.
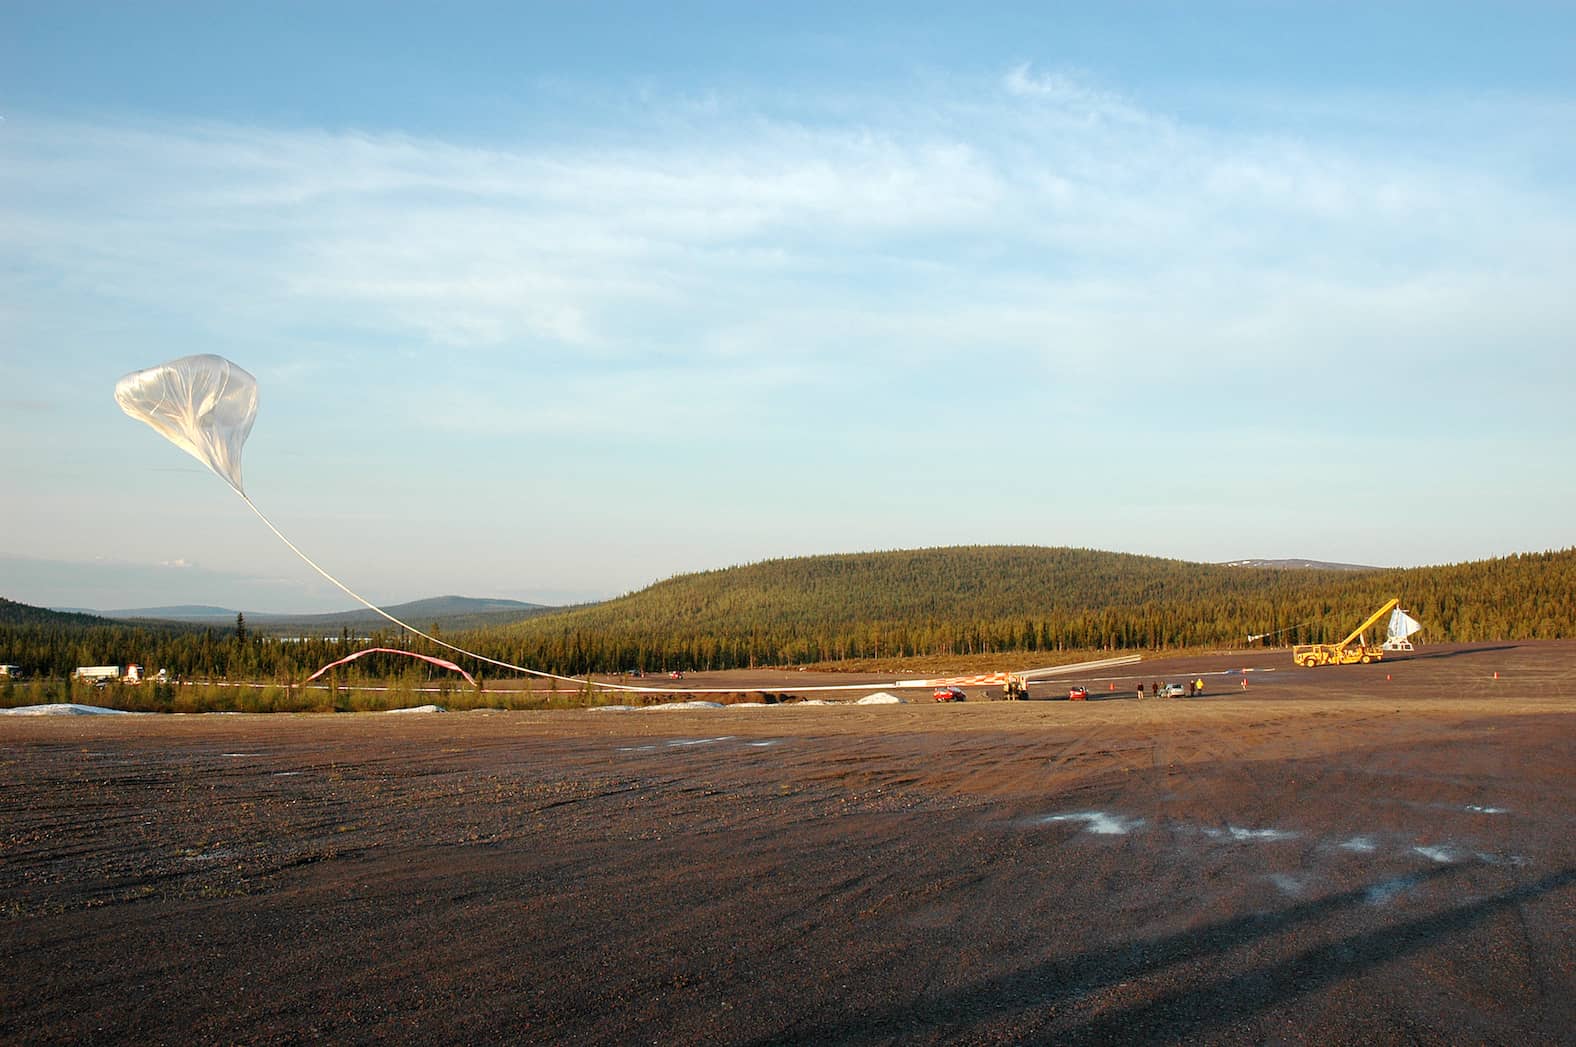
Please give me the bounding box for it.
[753,865,1574,1045]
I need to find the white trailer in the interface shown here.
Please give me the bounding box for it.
[73,665,122,682]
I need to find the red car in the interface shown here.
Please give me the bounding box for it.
[1068,686,1089,701]
[932,686,966,703]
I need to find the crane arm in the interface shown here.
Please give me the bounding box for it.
[1340,598,1400,649]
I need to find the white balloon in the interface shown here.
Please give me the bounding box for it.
[115,354,258,493]
[112,354,612,692]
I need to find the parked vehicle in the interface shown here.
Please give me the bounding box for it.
[73,664,145,684]
[1068,686,1089,701]
[1161,683,1186,698]
[933,686,966,703]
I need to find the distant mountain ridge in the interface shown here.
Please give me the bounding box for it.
[39,596,555,632]
[1220,558,1381,572]
[98,604,235,619]
[256,596,557,633]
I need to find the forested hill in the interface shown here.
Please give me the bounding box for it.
[5,546,1576,679]
[0,598,201,680]
[0,598,122,629]
[540,546,1329,632]
[475,545,1576,670]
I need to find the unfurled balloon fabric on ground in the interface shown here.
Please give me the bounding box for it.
[115,354,258,494]
[306,648,478,687]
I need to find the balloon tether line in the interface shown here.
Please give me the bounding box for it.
[233,488,630,691]
[228,485,944,697]
[231,486,991,698]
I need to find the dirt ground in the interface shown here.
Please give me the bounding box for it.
[2,642,1573,1045]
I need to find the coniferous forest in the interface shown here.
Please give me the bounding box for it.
[4,545,1576,685]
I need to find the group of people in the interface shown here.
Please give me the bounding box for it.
[1136,678,1207,699]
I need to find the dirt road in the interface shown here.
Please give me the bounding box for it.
[3,642,1573,1044]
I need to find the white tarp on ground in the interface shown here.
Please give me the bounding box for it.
[0,703,135,716]
[591,700,726,712]
[856,692,907,704]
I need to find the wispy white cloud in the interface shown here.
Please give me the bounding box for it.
[6,72,1567,393]
[1001,62,1152,126]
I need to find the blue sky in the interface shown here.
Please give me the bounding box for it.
[3,3,1574,612]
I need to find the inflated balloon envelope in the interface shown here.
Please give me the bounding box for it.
[115,353,603,690]
[114,354,257,495]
